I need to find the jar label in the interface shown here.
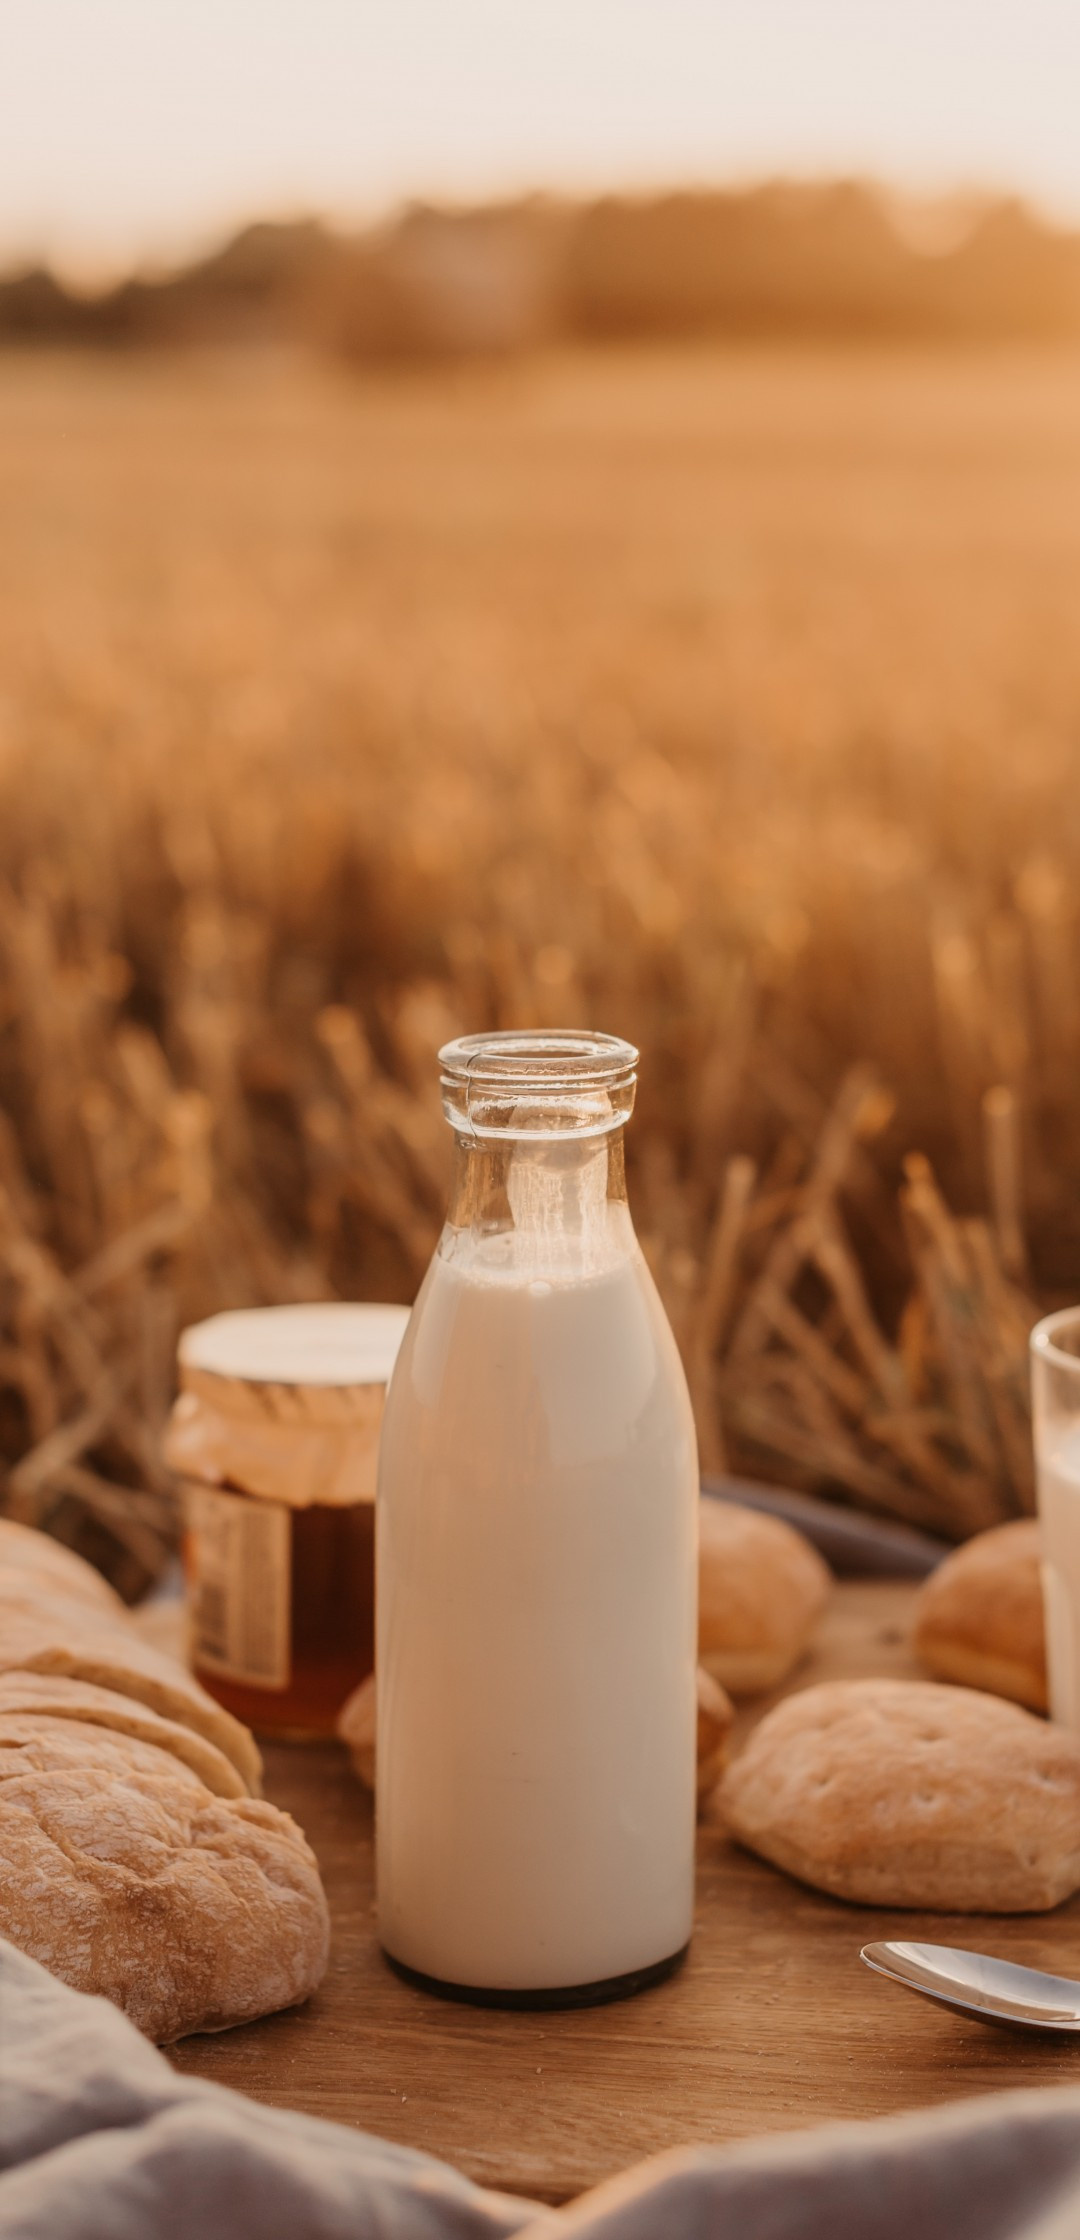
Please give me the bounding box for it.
[183,1482,291,1689]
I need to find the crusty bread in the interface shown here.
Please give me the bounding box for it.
[698,1499,830,1694]
[337,1670,376,1786]
[0,1519,124,1615]
[0,1527,328,2040]
[720,1677,1080,1912]
[695,1667,733,1803]
[0,1738,330,2041]
[338,1663,736,1811]
[0,1671,247,1799]
[915,1519,1047,1712]
[0,1580,262,1794]
[0,1715,213,1794]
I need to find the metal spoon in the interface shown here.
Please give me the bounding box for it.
[861,1940,1080,2031]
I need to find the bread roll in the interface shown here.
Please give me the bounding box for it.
[695,1667,733,1802]
[0,1738,330,2041]
[338,1663,736,1810]
[0,1671,247,1799]
[0,1580,262,1794]
[0,1518,124,1615]
[698,1499,830,1694]
[915,1519,1046,1712]
[338,1671,376,1787]
[720,1677,1080,1911]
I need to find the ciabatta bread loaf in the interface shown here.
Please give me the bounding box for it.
[915,1519,1046,1712]
[0,1517,124,1615]
[0,1514,125,1621]
[0,1579,261,1793]
[0,1715,213,1794]
[698,1499,830,1694]
[720,1677,1080,1911]
[0,1524,328,2040]
[0,1671,247,1798]
[0,1732,329,2041]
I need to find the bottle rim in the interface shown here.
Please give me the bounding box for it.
[438,1030,639,1138]
[439,1029,638,1094]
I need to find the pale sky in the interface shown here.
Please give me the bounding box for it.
[5,0,1080,279]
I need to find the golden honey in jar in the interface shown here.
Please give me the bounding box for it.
[164,1304,409,1738]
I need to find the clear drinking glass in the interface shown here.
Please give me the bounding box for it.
[376,1030,699,2007]
[1031,1307,1080,1728]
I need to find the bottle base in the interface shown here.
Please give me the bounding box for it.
[382,1940,689,2010]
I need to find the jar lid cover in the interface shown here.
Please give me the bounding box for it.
[178,1303,410,1392]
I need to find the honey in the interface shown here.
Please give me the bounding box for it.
[180,1491,375,1737]
[164,1303,408,1739]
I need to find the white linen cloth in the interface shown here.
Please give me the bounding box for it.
[4,1938,1080,2240]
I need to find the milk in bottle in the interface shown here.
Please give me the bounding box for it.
[376,1031,698,2002]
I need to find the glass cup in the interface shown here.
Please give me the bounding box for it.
[1031,1307,1080,1728]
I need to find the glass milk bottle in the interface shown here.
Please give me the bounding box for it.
[376,1031,698,2005]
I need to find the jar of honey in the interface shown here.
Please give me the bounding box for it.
[164,1303,409,1739]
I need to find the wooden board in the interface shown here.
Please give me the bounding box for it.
[170,1583,1080,2206]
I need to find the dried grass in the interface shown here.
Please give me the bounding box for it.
[2,343,1080,1586]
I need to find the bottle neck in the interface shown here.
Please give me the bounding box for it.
[443,1128,632,1270]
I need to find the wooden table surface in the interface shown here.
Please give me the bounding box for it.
[170,1583,1080,2206]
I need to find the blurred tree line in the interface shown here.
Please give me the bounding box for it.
[5,182,1080,360]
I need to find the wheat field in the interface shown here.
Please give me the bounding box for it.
[3,342,1080,1586]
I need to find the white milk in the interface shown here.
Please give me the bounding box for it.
[1037,1424,1080,1728]
[376,1172,698,1991]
